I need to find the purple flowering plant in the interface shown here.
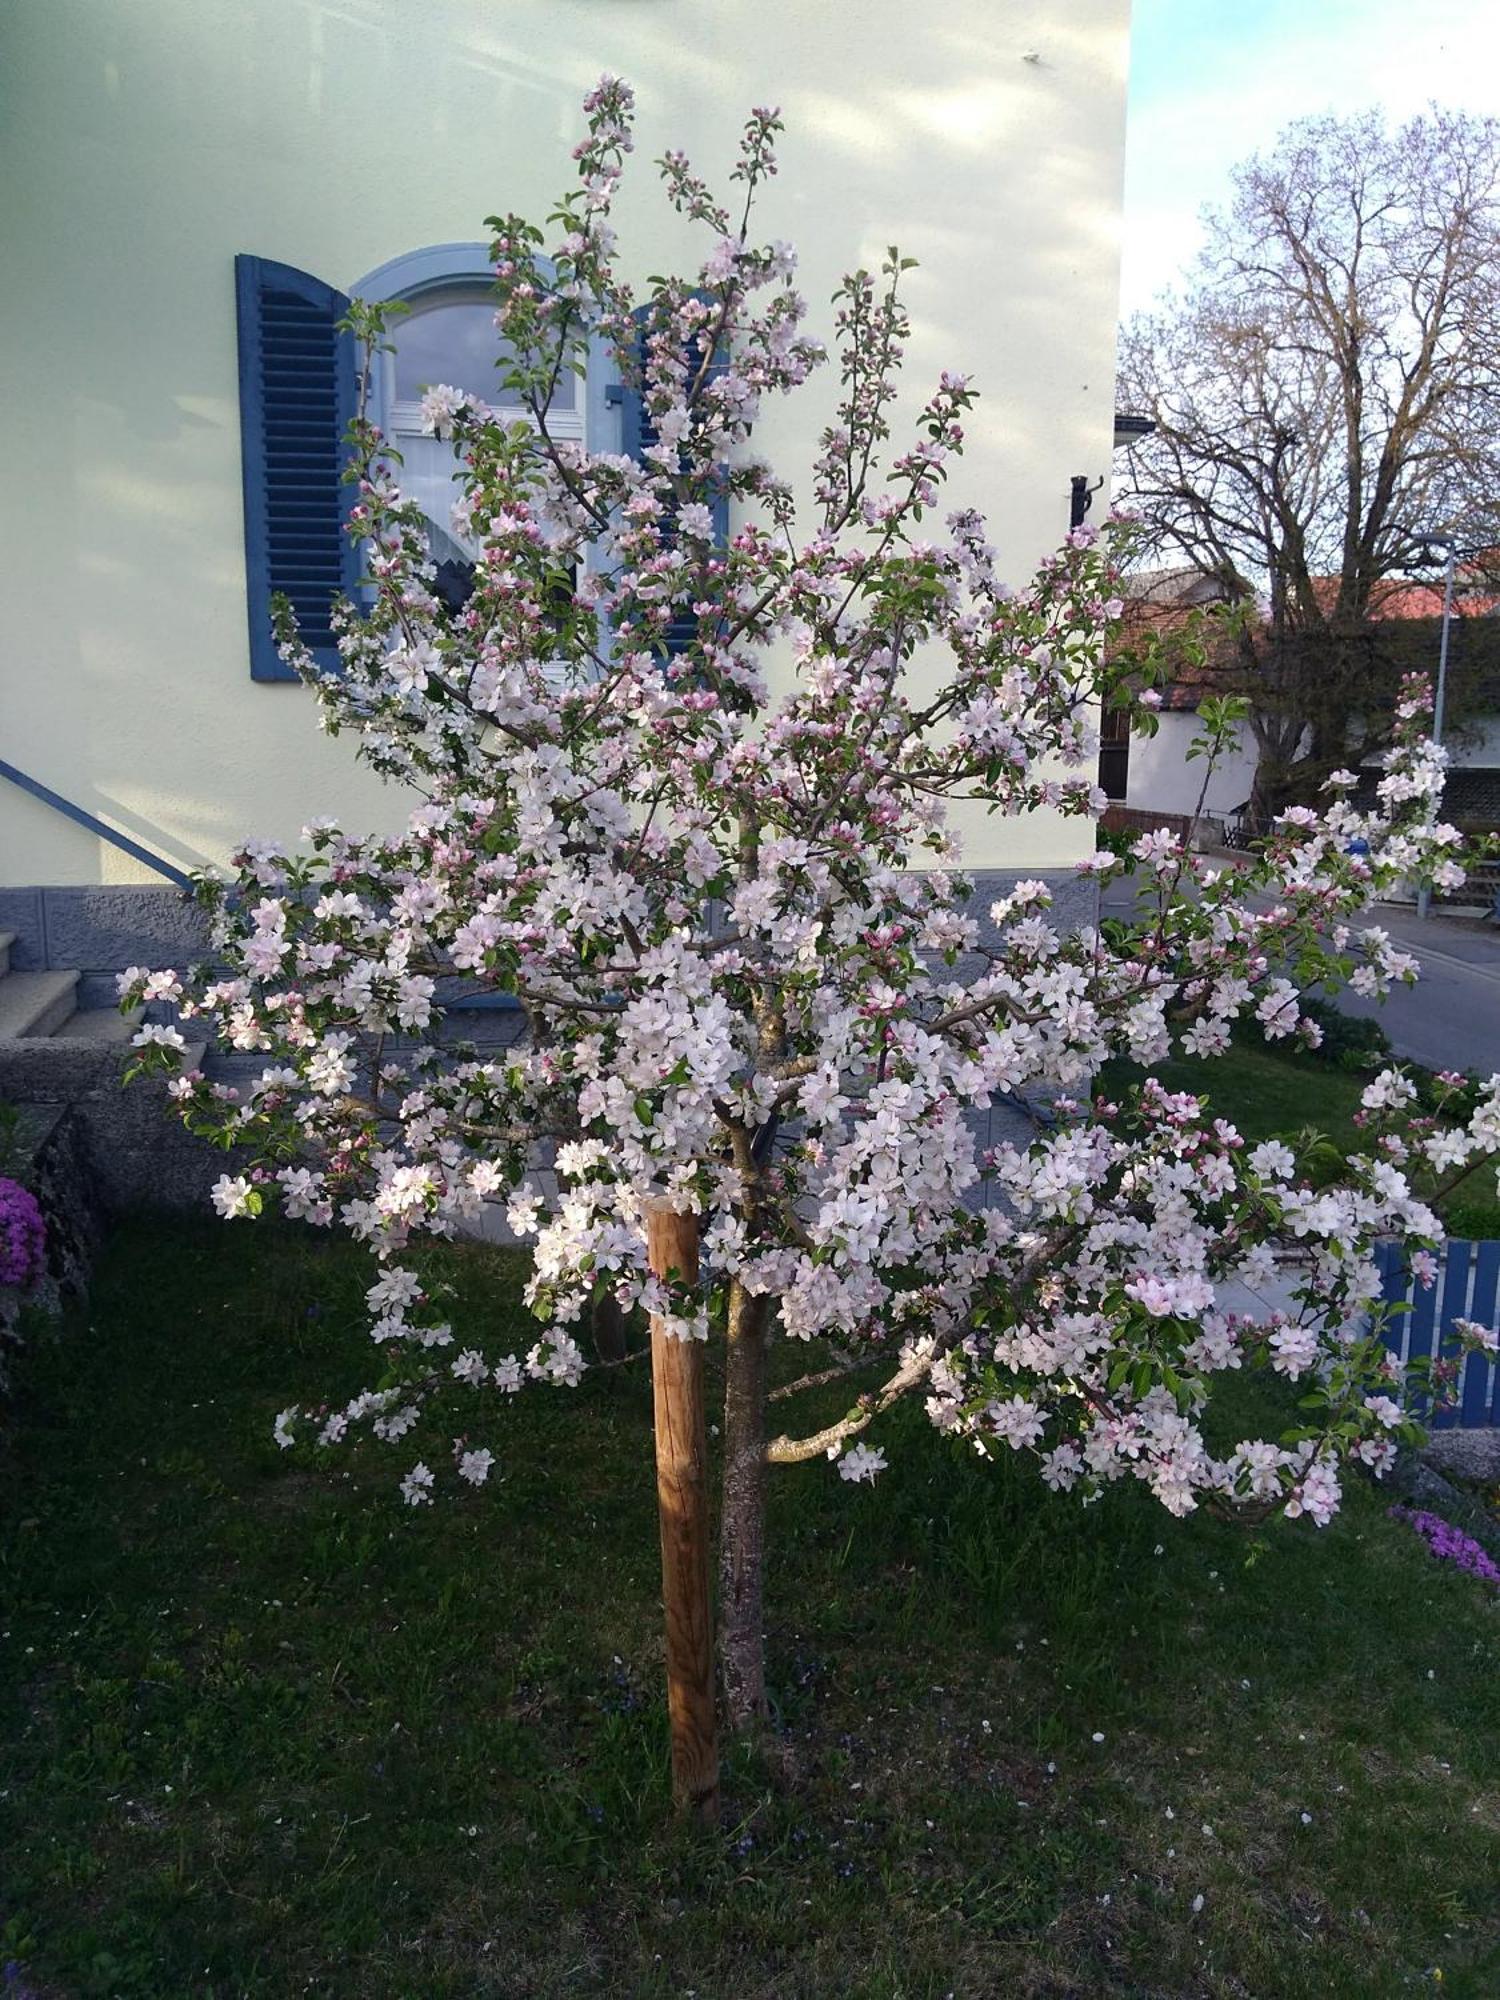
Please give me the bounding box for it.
[1389,1506,1500,1588]
[0,1177,45,1292]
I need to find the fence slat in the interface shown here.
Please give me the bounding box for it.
[1406,1253,1440,1420]
[1369,1237,1500,1429]
[1469,1240,1500,1428]
[1431,1239,1474,1432]
[1375,1239,1408,1354]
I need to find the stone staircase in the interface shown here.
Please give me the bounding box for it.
[0,928,221,1215]
[0,931,139,1044]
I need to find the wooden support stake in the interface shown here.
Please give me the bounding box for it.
[645,1202,720,1822]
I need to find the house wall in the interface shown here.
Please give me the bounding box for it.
[2,0,1130,897]
[1447,717,1500,770]
[1124,711,1260,821]
[1126,705,1500,826]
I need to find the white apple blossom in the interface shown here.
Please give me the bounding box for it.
[838,1444,887,1484]
[419,385,468,437]
[133,1023,187,1053]
[210,1174,257,1220]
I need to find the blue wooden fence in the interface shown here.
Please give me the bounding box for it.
[1373,1239,1500,1428]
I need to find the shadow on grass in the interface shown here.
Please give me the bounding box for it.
[1,1217,1497,1997]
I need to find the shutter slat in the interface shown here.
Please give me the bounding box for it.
[619,301,728,661]
[236,254,359,682]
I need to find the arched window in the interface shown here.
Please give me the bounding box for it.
[235,240,703,678]
[355,245,584,589]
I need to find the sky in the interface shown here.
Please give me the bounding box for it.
[1121,0,1500,318]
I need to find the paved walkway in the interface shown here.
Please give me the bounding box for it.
[1336,924,1500,1080]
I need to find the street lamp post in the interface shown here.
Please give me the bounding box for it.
[1415,535,1459,921]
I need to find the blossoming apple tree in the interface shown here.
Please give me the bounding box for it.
[125,80,1500,1815]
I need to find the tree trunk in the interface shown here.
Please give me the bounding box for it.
[719,1278,770,1731]
[1248,709,1303,833]
[645,1205,720,1822]
[590,1290,627,1364]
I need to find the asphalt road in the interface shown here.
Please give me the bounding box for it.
[1338,924,1500,1077]
[1100,875,1500,1077]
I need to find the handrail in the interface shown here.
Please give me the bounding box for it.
[0,758,193,890]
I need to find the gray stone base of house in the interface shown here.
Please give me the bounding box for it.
[0,887,232,1247]
[0,870,1100,1248]
[1420,1428,1500,1484]
[1388,1446,1500,1565]
[0,871,1099,1000]
[965,867,1099,946]
[0,1039,232,1214]
[959,869,1101,1190]
[0,883,211,1010]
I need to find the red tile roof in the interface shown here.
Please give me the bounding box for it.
[1113,567,1500,709]
[1109,570,1244,709]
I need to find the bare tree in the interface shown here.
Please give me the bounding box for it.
[1116,107,1500,820]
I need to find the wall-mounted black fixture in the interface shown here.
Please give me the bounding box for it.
[1071,412,1155,529]
[1069,473,1103,530]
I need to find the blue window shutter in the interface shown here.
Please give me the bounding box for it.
[708,461,730,551]
[235,255,360,682]
[620,303,728,659]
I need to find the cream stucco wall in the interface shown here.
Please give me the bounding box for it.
[1,0,1130,887]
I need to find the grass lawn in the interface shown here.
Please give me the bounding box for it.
[1097,1042,1367,1154]
[2,1218,1499,1998]
[1098,1039,1500,1235]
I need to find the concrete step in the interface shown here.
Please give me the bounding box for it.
[53,1006,142,1045]
[0,968,79,1040]
[0,931,14,980]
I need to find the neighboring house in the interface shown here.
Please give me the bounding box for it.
[1346,579,1500,829]
[1105,568,1500,838]
[1098,568,1256,825]
[1,0,1131,1019]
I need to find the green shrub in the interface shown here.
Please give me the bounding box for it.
[0,1101,30,1183]
[1096,824,1135,860]
[1442,1197,1500,1241]
[1296,994,1392,1072]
